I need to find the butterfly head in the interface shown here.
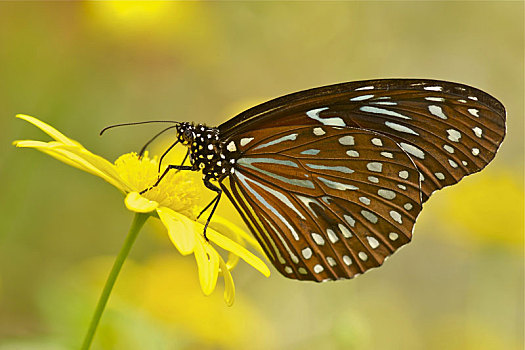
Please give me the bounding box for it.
[176,122,195,146]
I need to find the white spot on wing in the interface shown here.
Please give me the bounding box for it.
[390,210,402,224]
[339,136,355,145]
[361,210,378,224]
[371,138,383,146]
[307,107,345,127]
[350,94,374,101]
[360,106,411,120]
[346,150,360,157]
[473,127,483,138]
[317,177,359,191]
[367,162,383,172]
[358,252,368,261]
[367,236,380,249]
[359,196,371,205]
[468,108,479,117]
[313,264,324,273]
[389,232,399,241]
[338,224,352,238]
[306,163,354,174]
[254,133,298,150]
[327,257,337,266]
[378,189,396,200]
[472,148,480,156]
[370,101,397,105]
[368,176,379,183]
[344,214,356,228]
[425,97,444,102]
[424,86,443,91]
[300,149,320,155]
[302,248,312,259]
[435,172,445,180]
[311,233,325,245]
[327,229,339,243]
[398,170,409,179]
[447,129,462,142]
[313,127,325,136]
[343,255,352,265]
[443,144,454,153]
[240,137,254,146]
[428,105,447,119]
[400,142,425,159]
[356,86,374,90]
[385,121,420,135]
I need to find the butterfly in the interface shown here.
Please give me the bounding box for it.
[142,79,506,282]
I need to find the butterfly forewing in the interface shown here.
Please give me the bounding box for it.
[220,79,506,203]
[221,125,423,281]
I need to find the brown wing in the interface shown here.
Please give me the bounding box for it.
[221,125,423,281]
[219,79,506,203]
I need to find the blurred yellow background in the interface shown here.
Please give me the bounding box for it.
[1,2,523,349]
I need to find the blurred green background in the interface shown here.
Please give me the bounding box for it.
[0,2,523,349]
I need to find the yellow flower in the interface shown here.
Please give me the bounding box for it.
[13,114,270,305]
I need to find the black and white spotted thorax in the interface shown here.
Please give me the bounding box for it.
[176,122,236,180]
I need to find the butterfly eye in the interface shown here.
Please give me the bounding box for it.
[181,128,193,143]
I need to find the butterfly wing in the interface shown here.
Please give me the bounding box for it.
[219,79,506,202]
[221,125,423,281]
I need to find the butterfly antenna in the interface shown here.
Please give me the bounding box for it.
[138,125,179,157]
[99,120,179,136]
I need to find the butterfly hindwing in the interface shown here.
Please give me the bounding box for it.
[221,125,423,281]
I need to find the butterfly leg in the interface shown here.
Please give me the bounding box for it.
[158,142,187,173]
[199,177,222,240]
[139,163,196,194]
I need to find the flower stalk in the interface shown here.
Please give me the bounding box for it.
[80,213,148,350]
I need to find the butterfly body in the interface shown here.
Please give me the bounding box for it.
[167,79,505,282]
[175,122,235,181]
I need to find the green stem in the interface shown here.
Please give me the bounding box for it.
[80,213,148,350]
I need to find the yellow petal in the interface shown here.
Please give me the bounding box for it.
[194,235,219,295]
[14,140,132,193]
[58,146,129,190]
[14,141,84,170]
[208,214,266,256]
[225,251,240,271]
[205,227,270,278]
[16,114,81,146]
[218,255,235,306]
[156,206,196,255]
[125,192,159,212]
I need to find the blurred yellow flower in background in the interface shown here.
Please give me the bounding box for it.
[431,170,524,251]
[84,1,220,67]
[36,254,277,350]
[13,114,270,305]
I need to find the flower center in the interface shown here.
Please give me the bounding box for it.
[115,152,199,217]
